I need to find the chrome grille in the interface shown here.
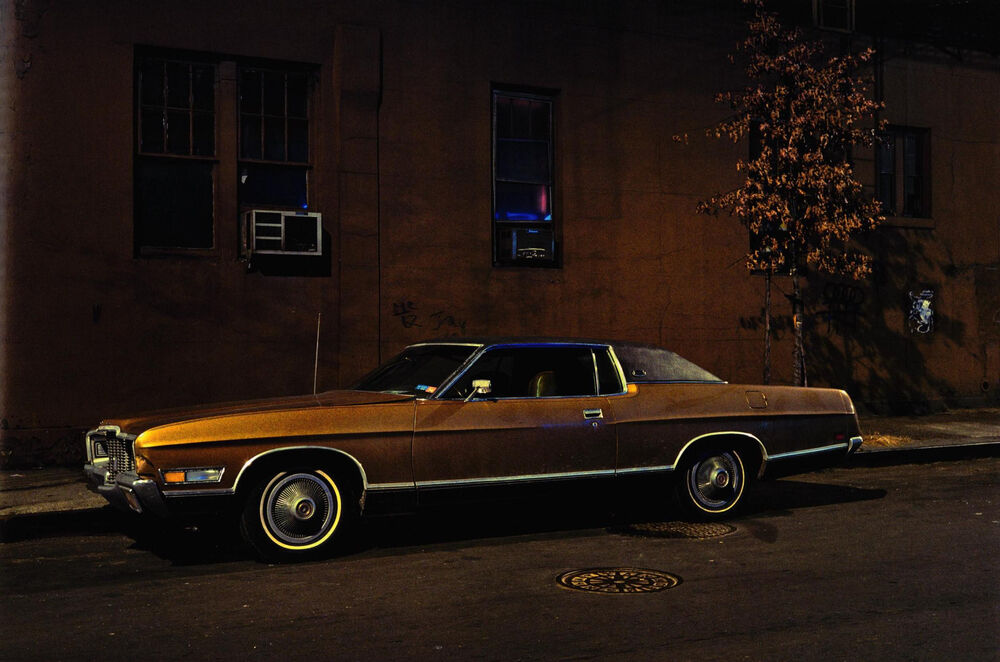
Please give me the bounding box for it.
[102,432,135,480]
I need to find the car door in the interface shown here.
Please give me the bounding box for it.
[411,345,617,499]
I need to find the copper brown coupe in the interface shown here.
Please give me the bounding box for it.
[84,339,863,561]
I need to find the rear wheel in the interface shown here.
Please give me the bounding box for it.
[240,467,353,562]
[676,449,747,519]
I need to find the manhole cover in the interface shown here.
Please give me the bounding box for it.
[619,521,736,539]
[556,568,681,594]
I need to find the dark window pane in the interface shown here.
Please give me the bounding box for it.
[819,0,850,29]
[511,99,532,137]
[903,176,923,217]
[241,69,261,114]
[287,73,308,118]
[262,71,285,116]
[288,119,308,162]
[140,108,165,153]
[192,65,214,111]
[877,173,894,212]
[596,349,624,394]
[239,163,308,208]
[166,61,191,108]
[496,96,513,138]
[166,110,190,155]
[241,115,262,159]
[495,182,551,220]
[903,133,920,175]
[140,59,164,106]
[530,101,550,140]
[447,347,593,398]
[192,112,214,156]
[354,345,477,395]
[264,116,285,160]
[136,158,214,248]
[496,139,549,182]
[877,141,894,174]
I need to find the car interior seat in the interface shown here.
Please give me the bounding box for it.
[528,370,557,397]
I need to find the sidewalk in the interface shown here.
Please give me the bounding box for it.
[1,409,997,523]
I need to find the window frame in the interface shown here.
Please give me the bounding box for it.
[438,344,621,400]
[237,63,315,212]
[133,48,317,258]
[876,125,932,223]
[491,87,559,268]
[813,0,855,32]
[134,49,220,255]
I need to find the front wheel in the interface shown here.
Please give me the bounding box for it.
[676,449,747,519]
[240,468,352,562]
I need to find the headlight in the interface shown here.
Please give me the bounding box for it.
[161,467,225,484]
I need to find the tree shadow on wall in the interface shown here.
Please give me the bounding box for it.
[803,227,967,414]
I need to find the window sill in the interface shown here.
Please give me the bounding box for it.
[493,261,561,269]
[136,246,219,259]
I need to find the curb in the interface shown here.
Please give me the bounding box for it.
[850,441,1000,467]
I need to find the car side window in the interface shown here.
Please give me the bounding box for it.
[445,346,598,399]
[595,348,625,394]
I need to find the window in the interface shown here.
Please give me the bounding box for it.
[239,67,311,209]
[492,90,557,267]
[135,55,217,249]
[595,348,625,395]
[445,346,597,399]
[877,127,931,218]
[134,50,314,254]
[814,0,855,31]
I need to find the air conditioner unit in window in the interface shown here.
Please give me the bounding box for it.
[243,209,322,256]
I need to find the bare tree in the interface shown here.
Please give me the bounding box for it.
[699,0,885,385]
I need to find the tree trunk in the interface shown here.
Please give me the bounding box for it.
[791,271,808,387]
[764,270,772,385]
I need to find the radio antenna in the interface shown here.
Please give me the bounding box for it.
[313,312,322,394]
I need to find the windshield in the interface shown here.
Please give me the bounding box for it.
[353,344,479,396]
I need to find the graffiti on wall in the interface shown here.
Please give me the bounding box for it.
[392,300,467,335]
[908,289,935,334]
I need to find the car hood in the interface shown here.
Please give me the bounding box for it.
[101,390,415,435]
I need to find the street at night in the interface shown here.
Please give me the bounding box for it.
[2,457,996,661]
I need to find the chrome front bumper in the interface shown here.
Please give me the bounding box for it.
[83,464,169,517]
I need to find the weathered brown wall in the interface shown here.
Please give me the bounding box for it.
[1,0,997,466]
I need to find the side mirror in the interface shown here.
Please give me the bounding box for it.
[465,379,493,402]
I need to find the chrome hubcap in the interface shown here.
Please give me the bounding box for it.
[689,452,743,512]
[263,473,337,546]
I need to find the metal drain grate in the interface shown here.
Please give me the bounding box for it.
[557,568,681,594]
[619,521,736,539]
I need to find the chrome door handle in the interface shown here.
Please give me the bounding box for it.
[583,409,603,420]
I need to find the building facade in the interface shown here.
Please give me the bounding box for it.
[2,0,998,466]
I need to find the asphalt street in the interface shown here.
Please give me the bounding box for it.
[1,457,997,661]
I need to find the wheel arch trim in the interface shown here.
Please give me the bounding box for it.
[232,446,370,495]
[672,431,769,477]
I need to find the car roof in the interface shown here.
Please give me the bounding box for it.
[411,338,725,384]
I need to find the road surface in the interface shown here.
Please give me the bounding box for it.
[1,458,997,661]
